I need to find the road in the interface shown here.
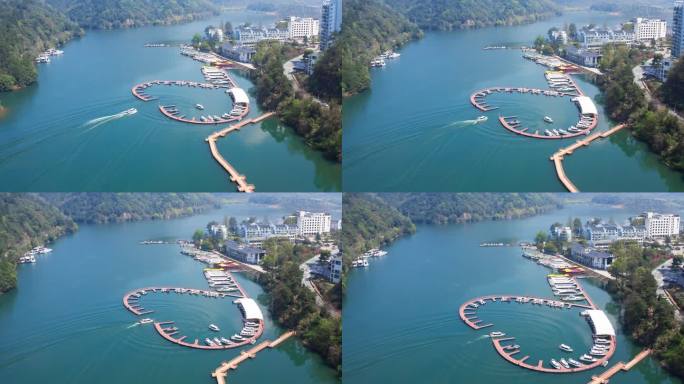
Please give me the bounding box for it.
[282,53,328,107]
[299,255,341,318]
[652,258,683,322]
[633,63,684,124]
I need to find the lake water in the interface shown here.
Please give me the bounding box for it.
[343,203,682,383]
[0,10,340,192]
[342,12,684,192]
[0,200,339,383]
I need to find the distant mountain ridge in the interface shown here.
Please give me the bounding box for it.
[384,0,561,30]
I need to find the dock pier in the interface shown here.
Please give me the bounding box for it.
[549,124,627,192]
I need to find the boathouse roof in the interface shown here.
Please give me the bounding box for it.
[229,88,250,105]
[586,310,616,336]
[235,298,264,320]
[574,96,598,116]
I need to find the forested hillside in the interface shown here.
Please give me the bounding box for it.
[0,0,83,92]
[0,194,77,293]
[42,193,221,224]
[46,0,220,29]
[340,0,421,95]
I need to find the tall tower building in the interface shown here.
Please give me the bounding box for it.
[674,1,684,57]
[320,0,342,50]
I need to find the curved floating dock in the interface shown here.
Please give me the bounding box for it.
[205,112,276,193]
[123,274,265,350]
[458,277,617,374]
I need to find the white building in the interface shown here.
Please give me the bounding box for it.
[634,18,667,41]
[234,25,289,45]
[287,16,319,39]
[328,254,342,283]
[643,212,681,237]
[579,28,634,48]
[320,0,342,50]
[296,211,332,235]
[552,226,573,242]
[240,223,299,245]
[224,240,265,264]
[209,224,229,240]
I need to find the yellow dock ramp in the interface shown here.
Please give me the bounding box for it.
[211,330,295,384]
[550,124,626,192]
[588,349,651,384]
[205,112,276,193]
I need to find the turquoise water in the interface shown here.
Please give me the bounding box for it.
[0,201,339,383]
[342,12,684,191]
[0,10,340,192]
[343,203,682,383]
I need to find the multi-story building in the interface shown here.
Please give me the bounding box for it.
[579,28,634,48]
[320,0,342,50]
[331,218,342,231]
[224,240,266,264]
[564,46,602,67]
[552,226,573,242]
[674,1,684,58]
[643,212,681,237]
[551,30,568,44]
[584,223,647,247]
[220,43,256,63]
[328,254,342,283]
[633,18,667,41]
[296,211,332,235]
[570,243,615,270]
[206,27,224,42]
[287,16,319,39]
[239,223,299,245]
[234,25,289,45]
[656,57,675,81]
[209,224,229,240]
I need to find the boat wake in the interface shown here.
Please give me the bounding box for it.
[466,334,491,344]
[126,322,140,329]
[82,108,137,132]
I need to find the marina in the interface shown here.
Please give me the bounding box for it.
[344,204,679,383]
[0,200,338,383]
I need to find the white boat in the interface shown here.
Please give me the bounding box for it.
[568,358,583,368]
[123,108,138,116]
[221,337,232,344]
[476,116,488,123]
[205,338,215,346]
[559,344,573,352]
[580,354,597,362]
[139,318,154,324]
[209,324,220,332]
[544,116,554,123]
[213,337,222,345]
[231,334,245,341]
[196,104,205,110]
[490,331,505,338]
[550,359,562,369]
[560,358,570,369]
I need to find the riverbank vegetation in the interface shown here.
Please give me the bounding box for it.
[605,241,684,380]
[598,45,684,172]
[0,194,78,293]
[0,0,83,92]
[258,238,341,374]
[45,0,219,29]
[0,193,221,293]
[251,42,341,161]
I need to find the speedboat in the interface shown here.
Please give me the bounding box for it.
[213,337,222,345]
[476,116,488,123]
[550,359,562,369]
[123,108,137,116]
[231,334,245,341]
[544,116,554,123]
[196,104,205,110]
[139,318,153,324]
[205,338,215,346]
[559,344,573,352]
[221,337,232,345]
[209,324,220,332]
[490,331,505,338]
